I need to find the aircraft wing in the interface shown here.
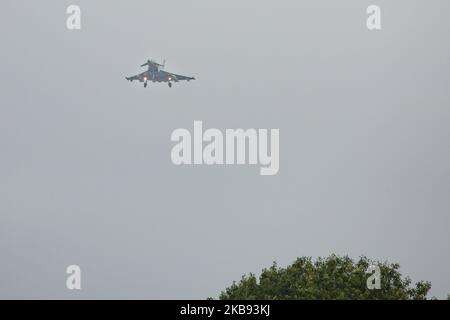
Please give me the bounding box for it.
[126,71,147,82]
[160,70,195,82]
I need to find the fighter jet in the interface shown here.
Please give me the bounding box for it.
[126,59,195,88]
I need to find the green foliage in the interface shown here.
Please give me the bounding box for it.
[219,255,431,300]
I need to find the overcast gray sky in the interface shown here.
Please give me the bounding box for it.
[1,0,450,299]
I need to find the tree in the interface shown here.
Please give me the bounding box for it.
[219,255,431,300]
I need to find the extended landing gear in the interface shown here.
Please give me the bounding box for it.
[144,81,147,88]
[168,82,172,88]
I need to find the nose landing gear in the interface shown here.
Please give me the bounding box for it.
[168,82,172,88]
[144,81,148,88]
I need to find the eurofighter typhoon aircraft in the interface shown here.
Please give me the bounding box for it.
[126,59,195,88]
